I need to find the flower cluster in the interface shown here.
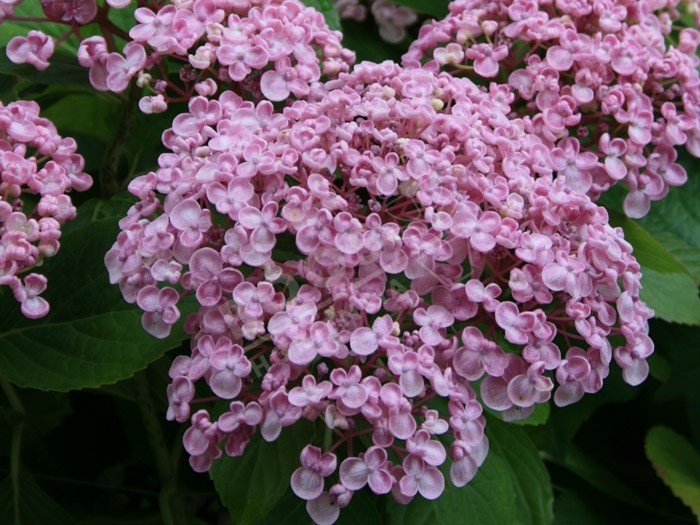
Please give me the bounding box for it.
[78,0,355,112]
[403,0,700,217]
[334,0,418,43]
[0,100,92,318]
[105,61,652,523]
[3,0,128,71]
[4,0,354,114]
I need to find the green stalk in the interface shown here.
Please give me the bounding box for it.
[1,376,25,525]
[133,372,189,525]
[100,85,140,199]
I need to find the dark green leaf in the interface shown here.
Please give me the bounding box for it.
[385,417,553,525]
[210,422,315,525]
[552,490,614,525]
[0,389,72,453]
[42,93,121,144]
[0,53,90,87]
[646,426,700,518]
[0,474,75,525]
[337,490,383,525]
[0,196,189,391]
[392,0,449,18]
[341,20,405,63]
[549,447,649,510]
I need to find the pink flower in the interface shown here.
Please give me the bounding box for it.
[291,446,337,500]
[451,205,501,253]
[453,327,508,381]
[208,340,251,399]
[7,31,54,71]
[339,446,393,494]
[136,285,180,338]
[507,362,554,407]
[413,305,454,346]
[105,43,146,93]
[187,248,242,307]
[288,375,333,408]
[494,302,534,346]
[466,44,508,78]
[398,455,445,500]
[12,274,49,319]
[169,199,212,248]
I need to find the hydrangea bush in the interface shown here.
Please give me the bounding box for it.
[1,0,699,524]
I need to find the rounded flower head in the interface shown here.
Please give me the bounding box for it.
[108,60,652,524]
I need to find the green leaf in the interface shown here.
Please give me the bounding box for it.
[41,92,121,143]
[392,0,450,18]
[301,0,341,30]
[0,52,90,87]
[0,196,189,391]
[606,208,700,325]
[0,2,104,53]
[210,422,315,525]
[385,417,553,525]
[527,368,636,461]
[646,426,700,519]
[638,169,700,283]
[604,166,700,325]
[259,486,383,525]
[0,389,72,452]
[639,269,700,325]
[337,490,383,525]
[341,21,405,63]
[549,447,649,510]
[608,212,691,277]
[510,403,550,426]
[552,490,614,525]
[0,474,75,525]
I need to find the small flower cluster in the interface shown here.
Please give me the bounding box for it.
[403,0,700,217]
[105,62,652,523]
[3,0,130,71]
[334,0,418,43]
[0,100,92,318]
[78,0,355,112]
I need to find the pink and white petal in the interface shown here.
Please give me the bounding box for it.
[260,70,290,102]
[141,311,171,339]
[622,359,649,386]
[350,327,378,356]
[306,493,341,525]
[208,370,242,399]
[367,469,393,495]
[417,467,445,500]
[389,412,417,440]
[291,468,324,501]
[339,458,369,491]
[450,456,477,487]
[400,370,424,397]
[553,382,585,407]
[20,296,49,319]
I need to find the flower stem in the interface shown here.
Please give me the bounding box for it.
[132,371,189,525]
[1,376,25,525]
